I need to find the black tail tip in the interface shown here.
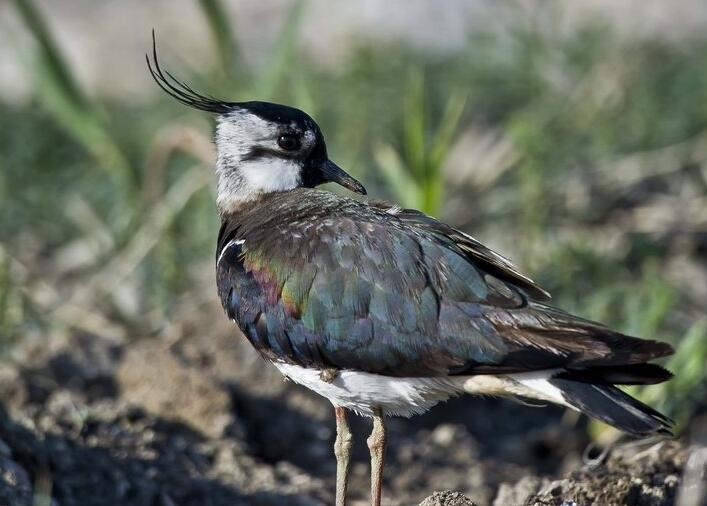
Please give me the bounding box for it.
[550,378,674,437]
[559,363,674,386]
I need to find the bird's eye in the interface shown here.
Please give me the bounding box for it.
[277,134,301,151]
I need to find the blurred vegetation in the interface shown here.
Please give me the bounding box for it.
[1,0,705,434]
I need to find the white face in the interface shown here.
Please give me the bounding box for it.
[214,110,317,213]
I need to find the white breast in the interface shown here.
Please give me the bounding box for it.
[272,362,463,417]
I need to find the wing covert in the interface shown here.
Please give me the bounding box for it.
[217,189,668,378]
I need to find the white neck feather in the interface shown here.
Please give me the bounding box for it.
[216,157,301,214]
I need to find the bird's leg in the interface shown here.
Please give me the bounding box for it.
[367,407,387,506]
[334,406,352,506]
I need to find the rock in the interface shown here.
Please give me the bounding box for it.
[525,441,686,506]
[493,475,548,506]
[0,452,32,506]
[419,490,478,506]
[0,364,28,410]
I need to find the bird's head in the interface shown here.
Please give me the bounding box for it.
[146,36,366,214]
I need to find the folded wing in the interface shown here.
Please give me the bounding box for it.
[217,190,672,378]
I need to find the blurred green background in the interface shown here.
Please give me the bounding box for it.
[1,0,705,434]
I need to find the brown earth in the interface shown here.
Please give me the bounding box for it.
[0,310,703,506]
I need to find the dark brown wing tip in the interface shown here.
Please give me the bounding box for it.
[635,340,675,361]
[651,340,675,358]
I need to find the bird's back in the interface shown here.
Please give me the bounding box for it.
[216,188,671,379]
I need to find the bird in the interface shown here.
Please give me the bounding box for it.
[147,36,674,506]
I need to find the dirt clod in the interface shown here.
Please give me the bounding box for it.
[524,441,687,506]
[420,490,478,506]
[0,318,701,505]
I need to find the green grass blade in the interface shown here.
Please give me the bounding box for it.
[403,68,426,179]
[373,142,422,208]
[429,91,466,171]
[255,0,307,99]
[199,0,242,79]
[13,0,88,113]
[13,0,133,189]
[292,70,316,116]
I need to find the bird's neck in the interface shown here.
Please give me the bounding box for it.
[215,156,303,216]
[217,187,325,228]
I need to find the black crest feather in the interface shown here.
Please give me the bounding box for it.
[146,30,234,113]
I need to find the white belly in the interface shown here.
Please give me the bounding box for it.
[272,362,463,417]
[273,362,569,418]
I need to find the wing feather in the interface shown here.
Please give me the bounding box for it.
[216,190,671,377]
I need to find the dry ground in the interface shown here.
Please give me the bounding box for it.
[0,301,701,506]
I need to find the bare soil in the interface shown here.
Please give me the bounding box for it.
[0,310,702,506]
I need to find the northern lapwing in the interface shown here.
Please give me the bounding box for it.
[147,37,674,506]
